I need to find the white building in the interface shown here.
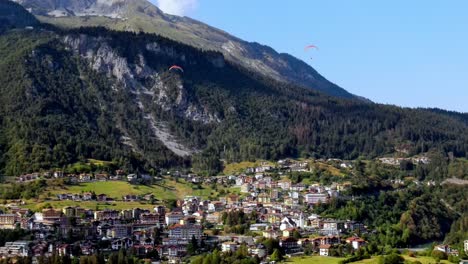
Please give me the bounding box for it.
[221,242,238,252]
[304,193,329,204]
[319,244,331,256]
[0,241,30,258]
[165,212,184,226]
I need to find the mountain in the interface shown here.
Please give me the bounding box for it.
[0,2,467,176]
[13,0,358,99]
[0,0,38,31]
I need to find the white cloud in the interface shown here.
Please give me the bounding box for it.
[155,0,198,16]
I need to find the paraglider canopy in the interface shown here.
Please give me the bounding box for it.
[169,65,184,73]
[304,45,319,51]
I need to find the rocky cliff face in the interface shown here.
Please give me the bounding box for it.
[63,34,223,156]
[15,0,359,100]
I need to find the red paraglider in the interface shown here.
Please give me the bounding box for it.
[169,65,184,73]
[304,45,319,60]
[304,45,319,51]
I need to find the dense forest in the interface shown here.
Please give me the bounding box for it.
[0,2,467,176]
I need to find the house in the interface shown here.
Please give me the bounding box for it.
[143,194,155,201]
[62,207,76,217]
[79,174,92,182]
[57,194,70,200]
[249,223,269,231]
[97,194,108,202]
[42,208,62,221]
[262,229,280,239]
[221,242,238,253]
[95,174,109,181]
[107,225,132,239]
[206,212,222,224]
[240,183,251,193]
[346,237,366,250]
[279,237,300,254]
[0,214,16,229]
[226,194,240,205]
[435,244,459,256]
[168,224,202,243]
[319,244,332,256]
[165,212,184,226]
[82,192,94,201]
[277,179,292,190]
[111,238,133,250]
[257,193,271,204]
[127,174,138,182]
[464,240,468,253]
[123,194,139,202]
[280,217,297,231]
[249,244,267,258]
[282,228,297,238]
[0,241,31,258]
[304,193,329,205]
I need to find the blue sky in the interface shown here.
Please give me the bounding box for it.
[154,1,468,112]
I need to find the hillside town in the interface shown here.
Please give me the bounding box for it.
[1,157,466,263]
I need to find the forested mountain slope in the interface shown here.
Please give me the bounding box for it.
[0,26,467,176]
[0,2,467,175]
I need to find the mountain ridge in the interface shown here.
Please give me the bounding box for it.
[13,0,360,99]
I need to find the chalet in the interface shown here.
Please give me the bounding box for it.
[279,237,300,254]
[140,213,165,226]
[319,244,332,256]
[42,208,62,221]
[346,237,366,250]
[314,236,341,246]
